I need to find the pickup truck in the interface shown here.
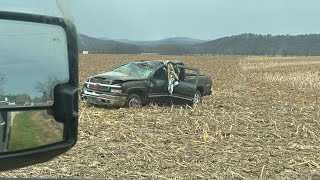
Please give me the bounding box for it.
[80,60,212,107]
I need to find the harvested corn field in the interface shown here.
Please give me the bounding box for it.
[1,54,320,179]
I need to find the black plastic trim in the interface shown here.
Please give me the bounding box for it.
[0,11,78,171]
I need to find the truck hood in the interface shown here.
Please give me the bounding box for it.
[92,71,142,81]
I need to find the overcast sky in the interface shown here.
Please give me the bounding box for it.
[0,16,69,97]
[69,0,320,41]
[1,0,319,41]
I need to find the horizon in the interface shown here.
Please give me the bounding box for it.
[82,32,320,42]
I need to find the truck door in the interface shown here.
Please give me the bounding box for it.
[148,67,169,98]
[172,66,199,101]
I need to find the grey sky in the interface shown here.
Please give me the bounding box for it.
[69,0,320,41]
[1,0,319,41]
[0,19,69,98]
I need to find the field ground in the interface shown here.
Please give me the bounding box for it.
[1,54,320,179]
[8,111,63,152]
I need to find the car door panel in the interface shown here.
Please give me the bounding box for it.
[149,80,168,96]
[172,82,196,100]
[171,65,199,101]
[148,67,169,98]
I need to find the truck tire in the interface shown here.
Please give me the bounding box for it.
[125,94,142,107]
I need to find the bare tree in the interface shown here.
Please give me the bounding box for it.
[0,74,6,95]
[35,76,60,102]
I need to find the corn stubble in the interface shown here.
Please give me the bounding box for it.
[2,54,320,179]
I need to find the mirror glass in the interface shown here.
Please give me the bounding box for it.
[0,19,69,108]
[0,110,63,152]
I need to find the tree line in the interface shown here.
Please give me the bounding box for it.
[79,33,320,56]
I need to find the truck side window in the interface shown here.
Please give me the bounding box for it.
[154,68,167,80]
[178,67,186,81]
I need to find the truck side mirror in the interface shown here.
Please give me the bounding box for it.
[0,11,78,171]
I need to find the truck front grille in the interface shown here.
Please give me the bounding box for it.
[88,77,112,91]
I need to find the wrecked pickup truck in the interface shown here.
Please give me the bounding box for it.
[80,60,212,107]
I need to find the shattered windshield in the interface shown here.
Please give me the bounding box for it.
[113,62,154,79]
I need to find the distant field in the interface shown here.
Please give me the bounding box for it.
[2,54,320,179]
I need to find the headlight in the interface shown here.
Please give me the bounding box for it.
[110,88,122,94]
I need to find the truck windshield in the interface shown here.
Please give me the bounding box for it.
[113,63,154,79]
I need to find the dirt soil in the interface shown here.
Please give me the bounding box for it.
[1,54,320,179]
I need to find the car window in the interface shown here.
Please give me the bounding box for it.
[153,68,167,80]
[113,63,154,79]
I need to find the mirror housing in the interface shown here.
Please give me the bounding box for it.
[0,11,78,171]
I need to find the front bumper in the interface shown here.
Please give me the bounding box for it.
[80,89,126,106]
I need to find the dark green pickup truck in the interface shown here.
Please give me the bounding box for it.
[80,60,212,107]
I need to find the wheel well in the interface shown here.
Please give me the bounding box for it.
[128,89,145,102]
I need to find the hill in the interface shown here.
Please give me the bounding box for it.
[79,33,320,56]
[78,34,142,54]
[196,33,320,56]
[117,37,205,46]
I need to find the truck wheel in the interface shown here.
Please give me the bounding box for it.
[125,94,142,108]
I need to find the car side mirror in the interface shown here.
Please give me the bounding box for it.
[0,11,78,171]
